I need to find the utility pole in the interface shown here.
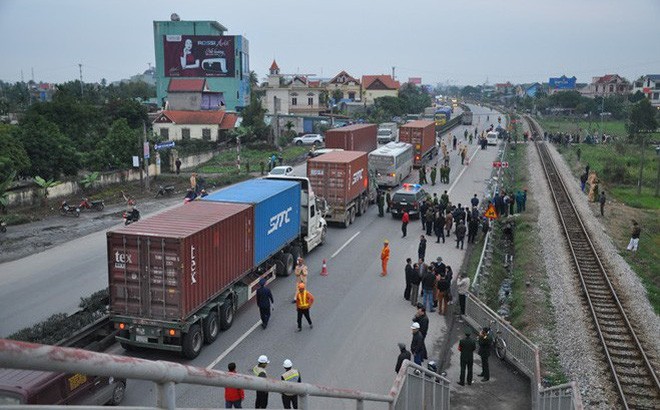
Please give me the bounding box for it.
[143,121,150,191]
[391,66,396,80]
[78,63,84,98]
[273,96,280,147]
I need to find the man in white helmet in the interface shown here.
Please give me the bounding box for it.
[253,355,270,408]
[280,359,301,409]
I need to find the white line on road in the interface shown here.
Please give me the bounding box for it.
[330,231,361,259]
[206,320,261,370]
[448,147,481,194]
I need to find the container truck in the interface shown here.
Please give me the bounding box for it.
[108,178,326,359]
[307,150,375,228]
[377,122,399,144]
[398,120,437,168]
[324,124,378,153]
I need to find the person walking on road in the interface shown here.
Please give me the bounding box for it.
[455,220,467,250]
[425,208,434,236]
[430,166,437,186]
[627,220,641,252]
[381,240,391,276]
[467,217,479,244]
[395,342,411,373]
[410,260,423,306]
[413,303,429,339]
[434,212,445,243]
[410,322,427,365]
[471,194,479,209]
[456,273,470,321]
[452,135,457,151]
[224,362,244,408]
[175,158,182,175]
[401,211,410,238]
[445,211,454,238]
[478,327,492,381]
[253,355,270,408]
[292,258,308,303]
[280,359,301,409]
[458,330,476,386]
[404,258,415,301]
[386,189,392,213]
[436,270,450,315]
[295,283,314,331]
[599,191,606,216]
[377,190,385,217]
[421,265,436,313]
[460,146,467,165]
[256,278,274,329]
[418,235,427,261]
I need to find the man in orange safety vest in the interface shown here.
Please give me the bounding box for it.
[381,240,390,277]
[295,283,314,332]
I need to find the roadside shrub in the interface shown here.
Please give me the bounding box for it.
[602,162,628,184]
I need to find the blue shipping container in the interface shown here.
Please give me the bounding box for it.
[202,179,301,266]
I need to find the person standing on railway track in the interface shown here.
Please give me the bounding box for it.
[627,220,641,252]
[599,191,606,216]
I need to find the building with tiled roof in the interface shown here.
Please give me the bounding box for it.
[326,71,361,102]
[262,61,324,115]
[152,110,238,141]
[632,75,660,108]
[581,74,631,98]
[361,75,400,105]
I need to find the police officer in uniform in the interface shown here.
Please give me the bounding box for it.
[478,327,492,381]
[281,359,301,409]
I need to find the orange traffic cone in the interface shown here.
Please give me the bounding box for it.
[320,259,328,276]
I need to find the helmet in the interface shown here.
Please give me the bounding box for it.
[298,283,305,290]
[283,359,293,368]
[258,355,270,364]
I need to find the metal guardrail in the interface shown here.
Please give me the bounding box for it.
[0,339,451,409]
[538,382,583,410]
[389,360,451,410]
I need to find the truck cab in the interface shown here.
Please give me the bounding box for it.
[377,122,399,144]
[264,175,327,253]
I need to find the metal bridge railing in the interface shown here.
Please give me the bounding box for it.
[389,360,451,410]
[0,339,451,409]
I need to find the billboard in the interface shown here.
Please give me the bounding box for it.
[163,35,235,78]
[549,76,576,90]
[408,77,422,85]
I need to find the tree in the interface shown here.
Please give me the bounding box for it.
[628,90,646,103]
[33,175,61,208]
[95,119,140,169]
[80,171,100,192]
[0,171,16,214]
[398,83,432,114]
[0,124,30,180]
[15,115,79,179]
[106,98,148,129]
[626,98,658,195]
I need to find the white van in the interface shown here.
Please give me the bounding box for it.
[486,131,499,146]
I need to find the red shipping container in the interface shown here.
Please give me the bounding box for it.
[399,120,435,166]
[324,124,378,153]
[307,151,369,206]
[107,201,253,322]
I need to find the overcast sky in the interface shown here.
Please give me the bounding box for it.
[1,0,659,86]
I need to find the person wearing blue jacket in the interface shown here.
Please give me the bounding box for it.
[256,278,274,329]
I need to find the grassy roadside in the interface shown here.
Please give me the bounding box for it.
[538,118,628,138]
[197,145,308,174]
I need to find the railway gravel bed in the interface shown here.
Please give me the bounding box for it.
[526,116,660,409]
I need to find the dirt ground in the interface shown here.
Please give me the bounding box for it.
[0,175,195,263]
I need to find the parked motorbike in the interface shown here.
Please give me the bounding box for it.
[155,185,175,198]
[79,197,105,211]
[123,208,140,225]
[60,201,80,217]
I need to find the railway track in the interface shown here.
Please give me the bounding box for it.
[524,116,660,409]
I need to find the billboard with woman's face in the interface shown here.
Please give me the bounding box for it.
[163,35,235,77]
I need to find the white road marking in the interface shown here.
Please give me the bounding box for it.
[206,320,262,370]
[448,147,480,194]
[330,231,361,259]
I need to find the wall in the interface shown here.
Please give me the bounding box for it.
[153,123,219,141]
[363,89,398,105]
[7,165,160,208]
[170,150,216,172]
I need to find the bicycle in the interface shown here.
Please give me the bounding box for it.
[489,319,507,360]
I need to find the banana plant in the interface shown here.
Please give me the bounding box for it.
[34,176,61,208]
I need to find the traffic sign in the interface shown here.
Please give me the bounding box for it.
[484,203,498,220]
[501,161,509,168]
[155,141,176,150]
[492,161,509,168]
[143,142,150,159]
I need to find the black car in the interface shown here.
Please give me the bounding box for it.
[390,184,427,218]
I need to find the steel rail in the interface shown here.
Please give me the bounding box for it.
[525,116,659,409]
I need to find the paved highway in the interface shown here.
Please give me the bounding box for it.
[0,104,506,407]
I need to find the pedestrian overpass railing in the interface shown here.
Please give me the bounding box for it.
[389,360,451,410]
[464,294,583,410]
[0,339,451,409]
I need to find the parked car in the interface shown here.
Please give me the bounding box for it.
[390,183,427,218]
[293,134,324,146]
[269,165,294,176]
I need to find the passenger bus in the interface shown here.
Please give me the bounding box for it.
[368,142,414,187]
[434,107,452,127]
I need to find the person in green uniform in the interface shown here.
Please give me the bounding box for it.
[430,166,437,186]
[458,330,476,386]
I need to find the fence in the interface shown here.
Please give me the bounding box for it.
[0,339,450,409]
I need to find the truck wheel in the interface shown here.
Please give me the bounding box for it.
[182,324,203,359]
[277,252,294,277]
[107,381,126,405]
[119,341,136,352]
[203,312,219,344]
[356,199,363,216]
[343,212,350,228]
[350,208,356,224]
[219,299,234,330]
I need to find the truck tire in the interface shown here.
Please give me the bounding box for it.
[182,324,203,359]
[349,208,356,224]
[356,197,364,216]
[219,299,234,330]
[277,252,294,277]
[119,341,136,352]
[343,212,350,228]
[203,312,219,344]
[107,381,126,405]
